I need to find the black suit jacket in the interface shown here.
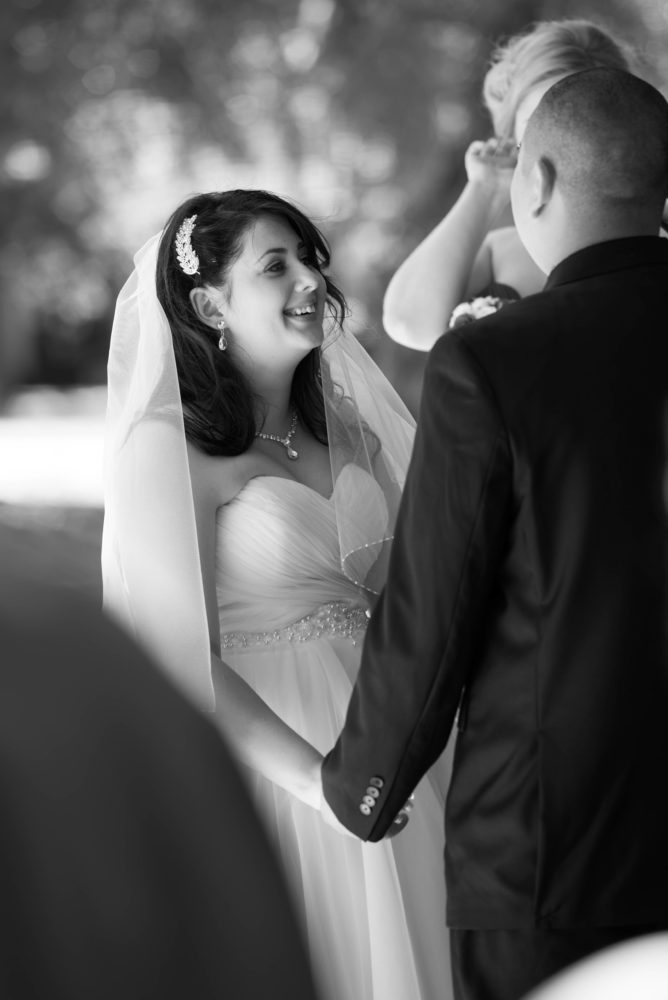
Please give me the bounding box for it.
[322,237,668,930]
[0,530,318,1000]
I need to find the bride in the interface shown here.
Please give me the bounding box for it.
[102,189,453,1000]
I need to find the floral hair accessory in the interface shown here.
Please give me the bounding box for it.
[448,295,505,329]
[174,215,200,276]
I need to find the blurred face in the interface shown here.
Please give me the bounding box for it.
[513,75,564,142]
[511,137,556,275]
[511,77,566,273]
[510,145,534,257]
[221,214,327,371]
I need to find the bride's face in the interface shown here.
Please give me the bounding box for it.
[220,214,326,370]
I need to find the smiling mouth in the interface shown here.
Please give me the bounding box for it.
[284,303,317,318]
[285,304,316,319]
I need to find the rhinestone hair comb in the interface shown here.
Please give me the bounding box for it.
[174,214,200,275]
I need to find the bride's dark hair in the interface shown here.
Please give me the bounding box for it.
[156,189,347,455]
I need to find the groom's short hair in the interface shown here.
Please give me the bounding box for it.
[522,67,668,212]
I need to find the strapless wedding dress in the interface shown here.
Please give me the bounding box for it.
[216,466,453,1000]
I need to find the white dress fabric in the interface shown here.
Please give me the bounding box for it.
[217,465,454,1000]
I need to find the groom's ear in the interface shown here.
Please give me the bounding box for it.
[528,156,557,217]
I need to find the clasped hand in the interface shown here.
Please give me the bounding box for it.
[319,787,415,841]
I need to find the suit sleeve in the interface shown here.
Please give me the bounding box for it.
[322,331,513,839]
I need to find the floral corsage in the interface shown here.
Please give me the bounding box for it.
[448,295,505,329]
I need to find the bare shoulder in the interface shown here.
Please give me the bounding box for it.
[187,444,257,511]
[486,226,546,296]
[485,226,522,254]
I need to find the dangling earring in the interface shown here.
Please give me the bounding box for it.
[217,317,227,351]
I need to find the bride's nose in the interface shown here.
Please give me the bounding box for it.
[295,261,318,291]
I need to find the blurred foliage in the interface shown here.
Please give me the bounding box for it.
[1,0,667,411]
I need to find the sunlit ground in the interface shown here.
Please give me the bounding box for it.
[0,387,106,602]
[0,386,105,506]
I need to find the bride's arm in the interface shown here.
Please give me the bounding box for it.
[209,648,323,809]
[382,138,517,352]
[191,454,323,811]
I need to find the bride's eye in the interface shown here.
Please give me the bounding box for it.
[265,259,285,273]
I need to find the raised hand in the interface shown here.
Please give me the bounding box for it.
[464,136,518,212]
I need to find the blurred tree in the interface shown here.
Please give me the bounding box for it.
[1,0,666,410]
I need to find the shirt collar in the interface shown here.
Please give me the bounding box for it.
[545,236,668,290]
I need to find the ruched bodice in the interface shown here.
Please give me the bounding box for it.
[215,465,384,635]
[212,464,450,1000]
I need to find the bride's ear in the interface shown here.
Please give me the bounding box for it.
[529,156,556,216]
[189,287,223,330]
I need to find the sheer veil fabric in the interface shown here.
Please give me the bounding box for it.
[101,232,417,711]
[102,234,214,710]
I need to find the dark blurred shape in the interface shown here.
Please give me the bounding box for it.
[0,503,104,602]
[0,524,319,1000]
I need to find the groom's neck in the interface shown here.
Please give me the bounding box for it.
[537,200,662,274]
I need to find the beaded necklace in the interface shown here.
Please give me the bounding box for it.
[255,408,299,460]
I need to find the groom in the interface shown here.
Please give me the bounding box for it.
[321,67,668,1000]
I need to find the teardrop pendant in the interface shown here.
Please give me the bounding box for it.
[255,408,299,460]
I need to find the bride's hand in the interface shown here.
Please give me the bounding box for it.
[382,793,415,840]
[319,784,415,841]
[302,759,354,836]
[464,137,518,208]
[319,793,358,838]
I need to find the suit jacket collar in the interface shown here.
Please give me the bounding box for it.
[545,236,668,290]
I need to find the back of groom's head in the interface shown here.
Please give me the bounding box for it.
[523,67,668,214]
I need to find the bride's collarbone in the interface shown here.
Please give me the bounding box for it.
[250,437,333,499]
[193,442,333,505]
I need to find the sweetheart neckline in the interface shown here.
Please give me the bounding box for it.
[243,474,335,503]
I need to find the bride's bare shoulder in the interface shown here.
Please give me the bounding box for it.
[187,443,257,509]
[486,226,522,253]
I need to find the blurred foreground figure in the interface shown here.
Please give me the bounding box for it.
[524,932,668,1000]
[0,526,318,1000]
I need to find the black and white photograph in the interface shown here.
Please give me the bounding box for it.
[2,1,668,998]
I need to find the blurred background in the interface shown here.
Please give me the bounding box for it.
[1,0,666,603]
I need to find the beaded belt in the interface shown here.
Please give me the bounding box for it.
[220,600,370,650]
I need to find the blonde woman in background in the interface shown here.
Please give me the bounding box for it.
[383,20,633,350]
